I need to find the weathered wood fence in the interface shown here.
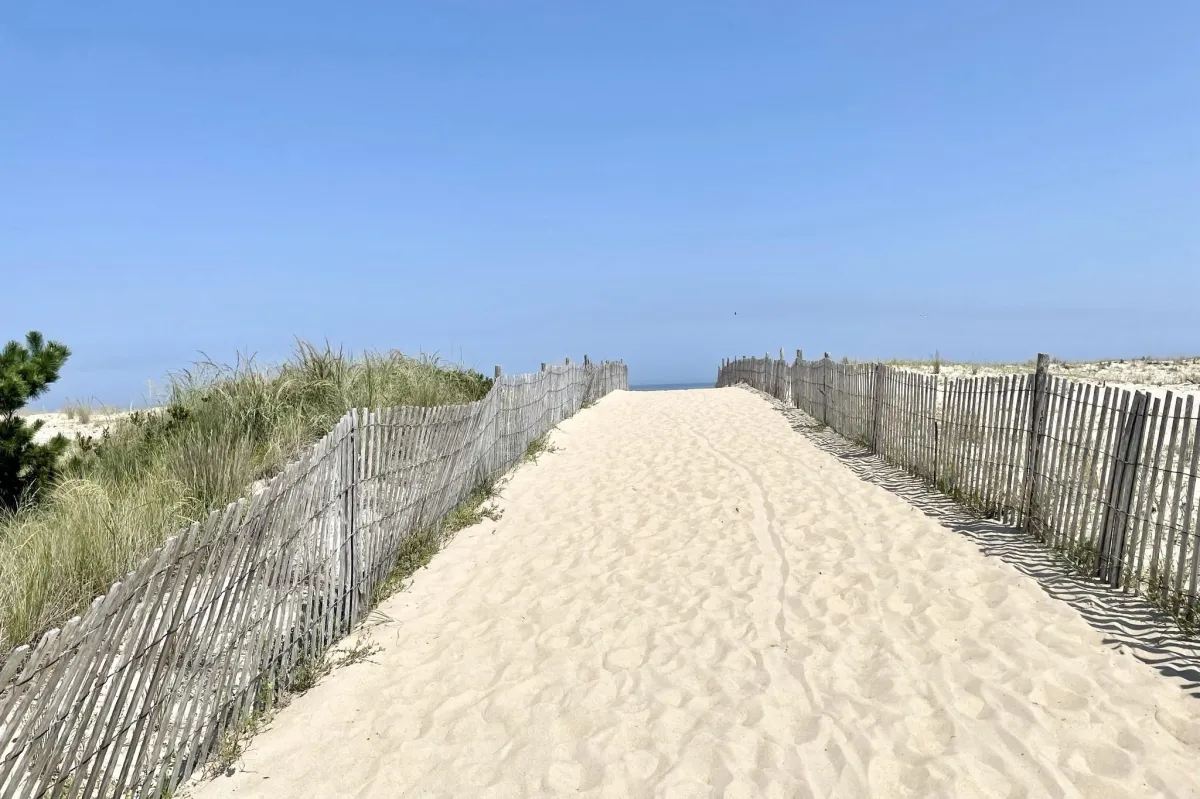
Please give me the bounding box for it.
[0,359,627,799]
[718,352,1200,627]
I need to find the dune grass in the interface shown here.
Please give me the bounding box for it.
[62,399,92,424]
[0,341,494,652]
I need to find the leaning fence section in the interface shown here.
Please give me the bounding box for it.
[0,360,627,799]
[718,353,1200,631]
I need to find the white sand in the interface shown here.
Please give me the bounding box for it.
[189,388,1200,798]
[22,409,142,445]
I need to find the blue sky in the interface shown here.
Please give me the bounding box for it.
[3,2,1198,405]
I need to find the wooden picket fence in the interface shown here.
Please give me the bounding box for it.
[718,352,1200,628]
[0,359,627,799]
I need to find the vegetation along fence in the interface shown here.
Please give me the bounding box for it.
[0,358,627,799]
[718,352,1200,629]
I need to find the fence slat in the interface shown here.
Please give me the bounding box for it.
[1180,418,1200,617]
[1172,402,1200,615]
[978,376,999,511]
[1130,397,1166,594]
[1053,378,1084,538]
[1098,392,1149,587]
[1148,394,1184,603]
[1064,384,1102,553]
[947,378,966,497]
[1082,390,1127,573]
[1164,396,1196,610]
[1037,378,1069,538]
[998,376,1024,525]
[966,376,986,507]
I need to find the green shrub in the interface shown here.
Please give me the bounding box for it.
[0,332,71,512]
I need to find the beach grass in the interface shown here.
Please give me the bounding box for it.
[0,341,493,651]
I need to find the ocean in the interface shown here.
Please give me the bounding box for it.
[629,382,714,392]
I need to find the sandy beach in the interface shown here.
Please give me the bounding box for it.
[187,387,1200,798]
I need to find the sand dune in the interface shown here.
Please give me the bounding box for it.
[903,357,1200,400]
[21,408,147,445]
[188,388,1200,798]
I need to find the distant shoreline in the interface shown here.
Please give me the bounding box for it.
[630,382,713,392]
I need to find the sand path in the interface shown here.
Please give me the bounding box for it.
[191,388,1200,798]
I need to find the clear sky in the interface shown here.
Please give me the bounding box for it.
[4,2,1199,405]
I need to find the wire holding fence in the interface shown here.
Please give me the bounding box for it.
[0,360,627,799]
[718,353,1200,630]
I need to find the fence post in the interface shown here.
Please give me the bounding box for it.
[1097,391,1149,586]
[792,351,802,410]
[873,363,887,454]
[494,365,502,379]
[1022,353,1051,536]
[822,355,830,425]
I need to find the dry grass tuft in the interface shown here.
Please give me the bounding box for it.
[523,433,559,463]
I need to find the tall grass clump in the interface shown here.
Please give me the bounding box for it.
[0,341,494,651]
